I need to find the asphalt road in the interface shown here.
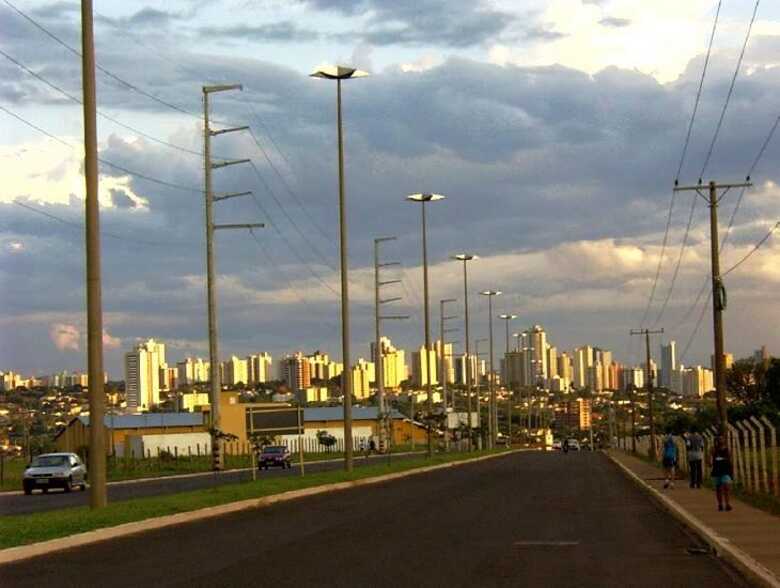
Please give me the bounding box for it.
[0,452,419,516]
[0,451,747,588]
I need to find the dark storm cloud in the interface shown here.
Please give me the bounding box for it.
[599,17,631,28]
[198,21,321,42]
[4,20,780,373]
[302,0,515,47]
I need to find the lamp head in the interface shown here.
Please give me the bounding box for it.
[480,290,502,296]
[311,65,370,80]
[452,253,477,261]
[406,193,445,202]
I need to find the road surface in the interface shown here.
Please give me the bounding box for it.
[0,451,747,587]
[0,452,418,516]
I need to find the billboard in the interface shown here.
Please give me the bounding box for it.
[245,406,304,437]
[446,412,479,430]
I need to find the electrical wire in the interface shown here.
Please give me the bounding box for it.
[0,103,201,193]
[639,1,721,327]
[679,291,711,365]
[721,222,779,277]
[2,0,201,121]
[699,0,761,179]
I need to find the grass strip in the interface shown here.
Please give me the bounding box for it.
[0,449,503,549]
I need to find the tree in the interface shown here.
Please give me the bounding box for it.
[725,359,764,405]
[316,430,337,452]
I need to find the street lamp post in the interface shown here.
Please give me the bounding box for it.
[499,314,517,444]
[474,338,488,449]
[453,254,478,451]
[406,193,445,458]
[311,65,368,472]
[440,298,457,450]
[480,290,502,448]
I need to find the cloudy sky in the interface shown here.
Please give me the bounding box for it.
[2,0,780,379]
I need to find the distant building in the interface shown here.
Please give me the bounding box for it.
[125,338,165,411]
[411,345,438,387]
[351,359,375,399]
[176,357,210,387]
[560,398,591,431]
[247,352,273,385]
[370,337,407,389]
[710,353,734,371]
[282,352,311,393]
[660,341,676,389]
[221,356,249,388]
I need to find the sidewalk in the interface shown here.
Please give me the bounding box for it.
[609,450,780,587]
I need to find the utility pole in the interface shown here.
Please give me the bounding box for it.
[374,236,408,453]
[630,328,664,460]
[81,0,106,509]
[480,291,501,448]
[499,314,516,444]
[439,298,457,450]
[203,84,261,471]
[673,179,751,435]
[629,383,637,453]
[474,338,488,449]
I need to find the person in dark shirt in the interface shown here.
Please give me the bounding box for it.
[711,435,734,512]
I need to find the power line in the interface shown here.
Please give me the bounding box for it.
[2,0,201,120]
[13,201,192,247]
[639,1,722,327]
[721,221,779,277]
[0,103,200,193]
[699,0,761,179]
[679,292,711,364]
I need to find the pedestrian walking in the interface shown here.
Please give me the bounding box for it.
[711,435,734,512]
[369,438,376,454]
[686,427,704,489]
[662,433,677,489]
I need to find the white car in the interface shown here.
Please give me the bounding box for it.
[23,452,87,494]
[551,440,562,451]
[566,439,581,451]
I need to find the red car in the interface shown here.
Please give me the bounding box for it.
[259,445,292,470]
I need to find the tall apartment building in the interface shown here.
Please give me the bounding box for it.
[282,352,311,392]
[411,345,438,387]
[176,357,210,387]
[557,353,573,383]
[454,353,481,386]
[370,337,407,389]
[710,353,734,371]
[125,338,165,411]
[221,356,249,387]
[561,398,591,431]
[547,345,558,379]
[683,366,715,398]
[351,358,375,399]
[247,352,273,385]
[573,346,594,389]
[434,339,455,385]
[660,341,676,389]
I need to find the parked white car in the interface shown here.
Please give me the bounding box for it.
[23,453,87,495]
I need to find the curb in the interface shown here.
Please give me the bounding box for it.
[0,451,425,496]
[607,451,780,588]
[0,450,519,565]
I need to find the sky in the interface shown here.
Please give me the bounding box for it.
[2,0,780,379]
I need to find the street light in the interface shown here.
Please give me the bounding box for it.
[498,314,517,444]
[311,64,369,472]
[474,337,488,450]
[453,254,478,450]
[440,297,457,450]
[480,290,501,448]
[406,193,445,457]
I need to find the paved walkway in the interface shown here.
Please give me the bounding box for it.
[610,450,780,583]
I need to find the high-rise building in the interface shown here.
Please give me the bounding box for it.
[547,345,559,379]
[282,352,311,392]
[573,346,594,389]
[351,359,375,399]
[683,366,715,398]
[454,353,480,386]
[710,353,734,371]
[527,325,548,381]
[411,345,438,387]
[221,356,249,387]
[371,337,408,389]
[561,398,591,431]
[557,353,573,383]
[434,340,455,385]
[660,341,676,389]
[247,352,273,385]
[753,346,770,366]
[587,361,604,393]
[176,357,210,387]
[125,338,165,411]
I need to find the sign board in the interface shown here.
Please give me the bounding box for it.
[447,412,479,430]
[245,406,304,437]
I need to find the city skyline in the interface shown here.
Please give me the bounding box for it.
[3,1,780,378]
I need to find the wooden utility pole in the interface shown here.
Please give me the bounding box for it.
[80,0,106,509]
[674,180,751,434]
[630,328,663,460]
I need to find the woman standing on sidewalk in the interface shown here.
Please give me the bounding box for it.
[711,436,734,512]
[662,433,677,489]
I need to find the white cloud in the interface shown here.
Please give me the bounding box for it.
[49,323,80,352]
[102,329,121,350]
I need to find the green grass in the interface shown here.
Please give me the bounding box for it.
[0,449,504,549]
[0,446,421,491]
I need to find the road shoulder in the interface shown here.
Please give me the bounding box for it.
[607,450,780,588]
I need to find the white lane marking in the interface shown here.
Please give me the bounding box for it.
[513,541,580,546]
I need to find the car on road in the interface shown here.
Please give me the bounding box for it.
[258,445,292,470]
[566,439,581,451]
[551,440,562,451]
[23,452,87,495]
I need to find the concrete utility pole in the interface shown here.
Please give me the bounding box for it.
[406,193,445,458]
[499,314,516,443]
[439,298,457,449]
[203,84,260,471]
[629,383,637,453]
[80,0,106,509]
[474,338,488,449]
[480,291,501,448]
[453,254,477,450]
[673,179,751,435]
[374,236,408,452]
[630,328,663,460]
